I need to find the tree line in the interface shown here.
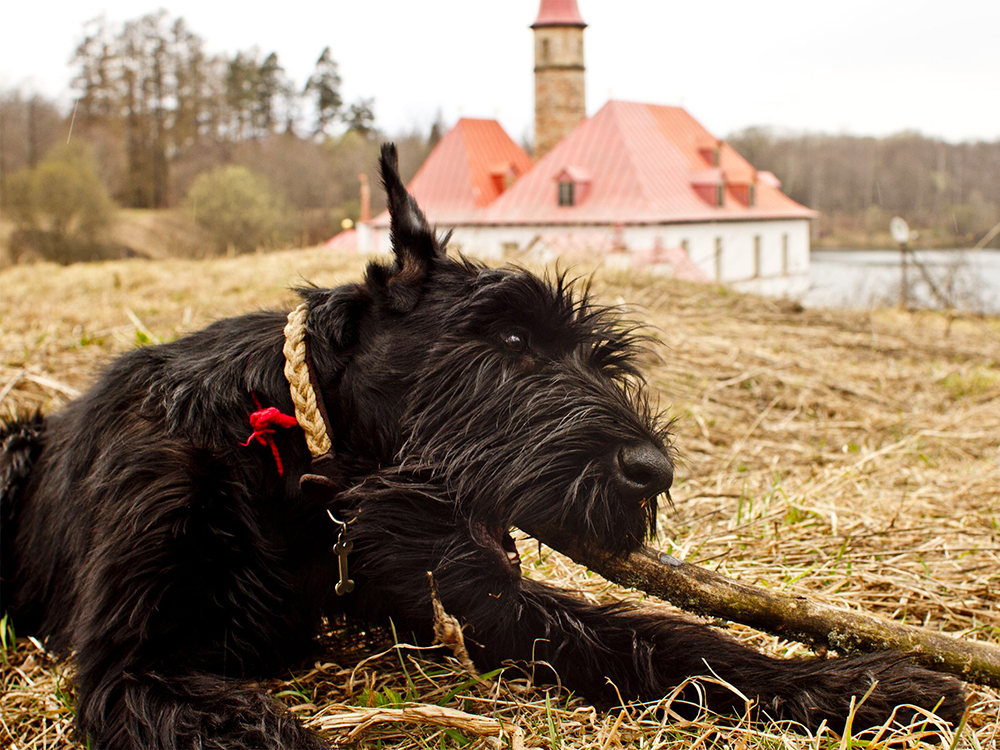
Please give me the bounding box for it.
[728,127,1000,247]
[1,9,997,263]
[0,10,439,261]
[63,10,384,208]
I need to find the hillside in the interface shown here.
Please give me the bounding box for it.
[0,209,218,267]
[108,208,218,260]
[2,247,999,749]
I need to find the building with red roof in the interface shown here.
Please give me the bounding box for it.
[479,100,811,226]
[367,117,532,231]
[357,0,815,297]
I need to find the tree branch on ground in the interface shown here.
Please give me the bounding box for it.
[527,522,1000,689]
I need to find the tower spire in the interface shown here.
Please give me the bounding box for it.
[532,0,586,159]
[532,0,587,29]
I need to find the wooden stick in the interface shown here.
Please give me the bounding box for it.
[526,523,1000,689]
[307,704,504,744]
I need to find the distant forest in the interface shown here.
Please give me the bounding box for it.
[728,128,1000,247]
[1,9,997,260]
[0,10,439,259]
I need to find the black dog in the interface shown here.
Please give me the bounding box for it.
[1,145,965,749]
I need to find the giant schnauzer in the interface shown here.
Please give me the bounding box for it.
[1,144,965,748]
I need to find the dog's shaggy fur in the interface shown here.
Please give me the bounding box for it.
[1,145,966,748]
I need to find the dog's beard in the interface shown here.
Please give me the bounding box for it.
[397,342,668,556]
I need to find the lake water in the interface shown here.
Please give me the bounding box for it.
[804,248,1000,314]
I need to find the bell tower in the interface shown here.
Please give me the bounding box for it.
[532,0,586,160]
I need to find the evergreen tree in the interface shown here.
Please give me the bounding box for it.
[304,47,342,136]
[71,17,119,124]
[427,110,445,150]
[226,51,258,142]
[344,98,376,138]
[256,52,285,137]
[170,17,207,155]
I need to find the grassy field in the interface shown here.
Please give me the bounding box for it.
[2,247,999,749]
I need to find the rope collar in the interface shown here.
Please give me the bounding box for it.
[242,305,350,595]
[285,303,355,596]
[282,303,334,458]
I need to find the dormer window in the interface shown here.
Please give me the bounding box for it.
[690,168,725,207]
[697,138,722,167]
[558,180,575,206]
[554,165,591,207]
[490,162,519,196]
[726,177,756,207]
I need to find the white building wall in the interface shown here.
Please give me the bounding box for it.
[364,219,811,298]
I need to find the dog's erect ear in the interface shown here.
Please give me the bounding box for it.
[378,142,444,312]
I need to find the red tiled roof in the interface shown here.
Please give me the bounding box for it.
[324,227,357,250]
[474,101,815,225]
[689,168,724,185]
[371,118,533,227]
[758,170,782,188]
[556,165,592,182]
[531,0,586,28]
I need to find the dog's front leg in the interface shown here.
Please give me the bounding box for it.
[348,495,964,734]
[477,578,966,732]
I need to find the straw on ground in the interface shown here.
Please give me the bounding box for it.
[1,246,998,749]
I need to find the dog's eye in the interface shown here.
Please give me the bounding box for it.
[501,330,528,353]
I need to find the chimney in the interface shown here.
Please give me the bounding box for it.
[358,173,371,223]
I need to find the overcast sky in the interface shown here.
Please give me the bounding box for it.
[2,0,997,144]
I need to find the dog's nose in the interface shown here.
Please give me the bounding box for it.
[612,443,673,500]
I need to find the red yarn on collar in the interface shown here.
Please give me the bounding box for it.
[242,397,299,475]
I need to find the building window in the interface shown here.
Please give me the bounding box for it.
[748,183,756,207]
[502,241,519,257]
[680,238,689,253]
[715,184,724,207]
[541,38,550,63]
[714,237,723,281]
[782,233,789,274]
[558,181,575,206]
[753,235,762,277]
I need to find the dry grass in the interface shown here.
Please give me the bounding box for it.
[2,247,999,749]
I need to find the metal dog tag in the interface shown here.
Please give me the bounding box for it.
[334,534,355,595]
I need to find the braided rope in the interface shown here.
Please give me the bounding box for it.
[283,303,332,457]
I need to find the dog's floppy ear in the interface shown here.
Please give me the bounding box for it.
[377,142,444,312]
[298,284,370,349]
